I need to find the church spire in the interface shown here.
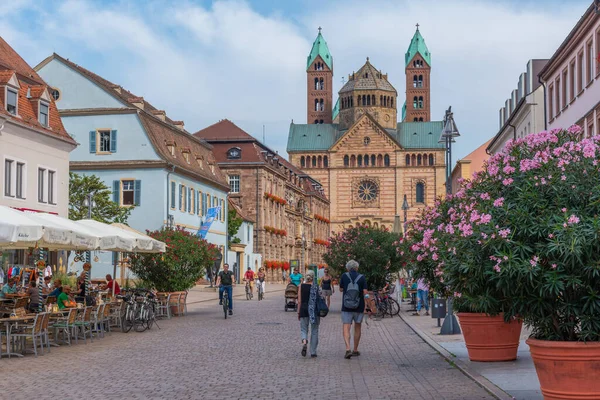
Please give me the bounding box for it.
[405,24,431,67]
[307,27,333,71]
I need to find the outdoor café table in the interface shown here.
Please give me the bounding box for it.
[0,314,36,358]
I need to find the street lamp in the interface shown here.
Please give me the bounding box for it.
[83,193,96,263]
[438,106,460,195]
[402,195,409,233]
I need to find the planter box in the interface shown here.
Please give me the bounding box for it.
[457,312,522,361]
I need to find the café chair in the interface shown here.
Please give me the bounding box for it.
[52,309,77,346]
[10,312,45,357]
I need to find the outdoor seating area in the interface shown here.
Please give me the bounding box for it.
[0,204,179,359]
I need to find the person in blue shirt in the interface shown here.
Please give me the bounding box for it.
[48,279,62,298]
[289,268,303,286]
[0,277,17,299]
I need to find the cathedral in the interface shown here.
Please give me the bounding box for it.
[287,27,448,233]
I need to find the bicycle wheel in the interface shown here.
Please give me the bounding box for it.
[223,297,228,319]
[376,300,388,319]
[146,304,155,330]
[246,290,250,300]
[387,298,400,317]
[135,305,147,332]
[121,304,134,333]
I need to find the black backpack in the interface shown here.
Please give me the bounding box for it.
[343,272,362,310]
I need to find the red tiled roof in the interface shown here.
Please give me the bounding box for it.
[0,38,74,144]
[193,119,255,141]
[229,198,255,223]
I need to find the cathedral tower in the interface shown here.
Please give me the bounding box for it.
[404,25,431,122]
[307,28,333,124]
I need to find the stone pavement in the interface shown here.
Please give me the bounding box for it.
[1,293,494,400]
[398,300,543,400]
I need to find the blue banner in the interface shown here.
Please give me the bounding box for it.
[197,206,221,239]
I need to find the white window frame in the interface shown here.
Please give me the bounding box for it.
[97,129,112,153]
[6,87,18,115]
[3,156,27,200]
[229,175,240,193]
[39,101,49,127]
[37,165,57,206]
[15,161,25,199]
[121,179,135,207]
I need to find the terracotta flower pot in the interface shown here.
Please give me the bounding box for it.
[457,312,522,361]
[527,338,600,400]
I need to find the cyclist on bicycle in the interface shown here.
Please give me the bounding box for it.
[216,263,235,315]
[256,267,266,299]
[244,267,255,296]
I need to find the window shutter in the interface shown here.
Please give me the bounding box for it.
[89,131,97,153]
[196,190,200,214]
[134,180,141,206]
[187,188,192,212]
[112,180,120,204]
[110,130,117,153]
[179,185,182,210]
[170,182,175,208]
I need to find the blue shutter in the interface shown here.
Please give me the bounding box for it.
[196,190,200,214]
[178,185,182,210]
[112,180,120,204]
[89,131,96,153]
[170,182,175,208]
[134,180,141,206]
[187,188,190,212]
[110,130,117,153]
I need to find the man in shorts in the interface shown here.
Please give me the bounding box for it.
[339,259,368,359]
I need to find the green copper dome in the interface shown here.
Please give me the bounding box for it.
[405,27,431,67]
[307,29,333,71]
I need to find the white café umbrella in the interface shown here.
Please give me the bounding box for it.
[24,212,100,251]
[74,219,148,252]
[0,205,71,249]
[111,223,166,253]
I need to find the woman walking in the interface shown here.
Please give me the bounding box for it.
[298,270,320,358]
[320,268,334,309]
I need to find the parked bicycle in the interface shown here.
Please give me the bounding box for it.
[118,288,159,332]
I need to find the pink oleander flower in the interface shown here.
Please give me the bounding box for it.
[498,228,510,238]
[493,265,501,273]
[561,208,567,212]
[502,178,514,186]
[567,215,580,225]
[551,264,557,269]
[480,193,491,200]
[454,292,462,298]
[479,214,492,224]
[493,197,504,207]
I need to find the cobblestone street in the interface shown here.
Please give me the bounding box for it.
[1,293,494,400]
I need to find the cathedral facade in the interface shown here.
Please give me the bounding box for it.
[287,27,447,233]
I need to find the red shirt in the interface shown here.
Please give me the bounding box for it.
[107,279,121,295]
[244,270,255,281]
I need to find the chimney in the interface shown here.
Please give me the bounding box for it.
[112,85,122,94]
[172,120,185,131]
[128,96,144,109]
[152,110,166,121]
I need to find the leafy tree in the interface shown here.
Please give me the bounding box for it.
[323,224,402,290]
[129,227,218,292]
[69,172,131,223]
[227,208,243,245]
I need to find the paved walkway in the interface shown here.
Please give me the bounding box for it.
[399,300,542,400]
[186,283,287,304]
[1,292,494,399]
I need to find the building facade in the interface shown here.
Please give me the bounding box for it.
[194,120,330,280]
[36,54,230,277]
[451,139,491,193]
[488,59,548,154]
[540,2,600,136]
[227,199,261,282]
[287,28,447,233]
[0,38,77,269]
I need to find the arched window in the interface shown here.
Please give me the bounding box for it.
[350,97,354,107]
[319,119,323,124]
[406,155,410,165]
[411,154,416,165]
[380,95,383,105]
[358,96,362,106]
[344,155,349,166]
[319,99,324,111]
[324,156,328,167]
[314,119,318,124]
[418,96,424,108]
[384,154,390,166]
[317,156,322,168]
[418,75,423,87]
[423,153,428,166]
[315,99,319,111]
[416,182,425,203]
[312,156,317,167]
[350,155,356,167]
[417,154,422,165]
[419,117,423,122]
[319,78,324,90]
[429,154,434,165]
[364,154,369,166]
[413,96,418,109]
[370,154,376,166]
[414,118,418,122]
[377,154,383,166]
[314,77,319,90]
[372,95,375,105]
[314,64,317,70]
[391,98,393,108]
[366,95,371,106]
[413,75,418,88]
[301,156,305,167]
[357,155,363,166]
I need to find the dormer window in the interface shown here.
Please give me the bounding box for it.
[227,147,241,159]
[181,148,191,163]
[196,156,204,169]
[39,101,49,127]
[166,141,176,156]
[6,88,17,115]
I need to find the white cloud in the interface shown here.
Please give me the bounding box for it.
[0,0,589,160]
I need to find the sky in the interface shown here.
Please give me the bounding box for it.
[0,0,590,161]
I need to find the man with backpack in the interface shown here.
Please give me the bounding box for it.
[339,259,368,359]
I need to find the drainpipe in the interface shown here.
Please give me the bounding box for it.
[166,164,175,228]
[538,75,548,130]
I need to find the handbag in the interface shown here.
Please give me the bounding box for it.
[317,293,329,317]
